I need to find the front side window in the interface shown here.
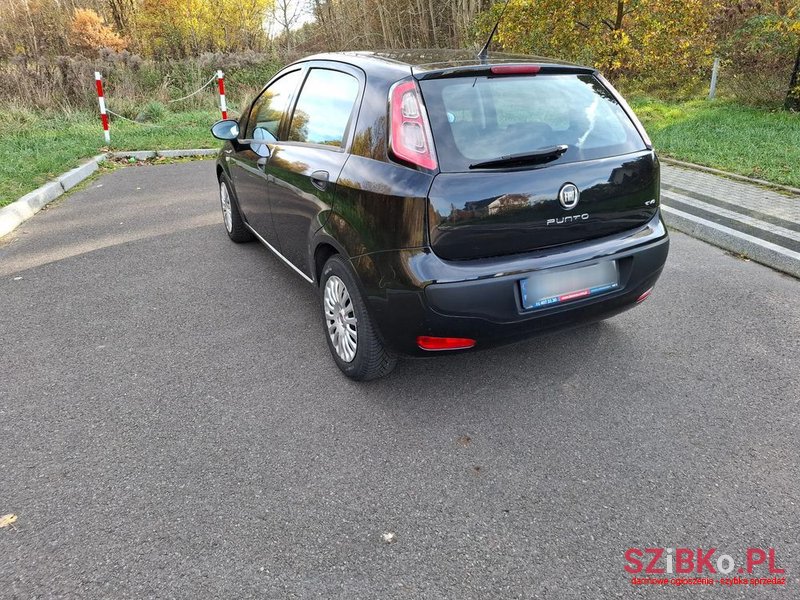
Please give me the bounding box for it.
[288,69,360,147]
[247,70,302,142]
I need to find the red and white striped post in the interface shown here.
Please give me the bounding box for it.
[95,71,110,145]
[216,70,228,120]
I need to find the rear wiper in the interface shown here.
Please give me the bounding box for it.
[469,144,568,169]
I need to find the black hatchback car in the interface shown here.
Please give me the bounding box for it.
[211,50,669,380]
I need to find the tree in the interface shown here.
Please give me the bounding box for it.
[271,0,305,53]
[0,0,74,57]
[788,43,800,109]
[477,0,716,81]
[780,9,800,109]
[717,6,800,107]
[106,0,138,36]
[304,0,487,52]
[70,8,127,54]
[135,0,274,57]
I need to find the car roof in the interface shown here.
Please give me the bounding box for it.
[294,49,590,79]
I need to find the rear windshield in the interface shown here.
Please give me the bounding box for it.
[419,74,646,172]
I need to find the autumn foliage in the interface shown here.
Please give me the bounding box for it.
[472,0,799,104]
[474,0,716,91]
[70,8,128,55]
[136,0,274,58]
[0,0,797,108]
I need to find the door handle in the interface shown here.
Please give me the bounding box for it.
[310,170,330,192]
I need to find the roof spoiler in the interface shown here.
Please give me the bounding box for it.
[413,63,597,81]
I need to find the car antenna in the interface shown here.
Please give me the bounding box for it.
[477,0,512,65]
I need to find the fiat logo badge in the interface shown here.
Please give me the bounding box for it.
[559,183,580,210]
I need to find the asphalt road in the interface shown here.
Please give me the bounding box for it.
[1,160,798,599]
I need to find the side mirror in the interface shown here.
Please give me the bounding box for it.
[211,119,239,141]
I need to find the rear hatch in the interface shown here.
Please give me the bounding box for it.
[417,66,659,260]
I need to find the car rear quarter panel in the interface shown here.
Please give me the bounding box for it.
[320,69,434,260]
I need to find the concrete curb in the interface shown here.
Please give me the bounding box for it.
[111,149,218,159]
[0,149,217,239]
[661,158,800,197]
[662,205,800,279]
[0,154,107,239]
[113,150,156,160]
[58,154,105,191]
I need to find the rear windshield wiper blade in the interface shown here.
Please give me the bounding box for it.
[468,144,569,169]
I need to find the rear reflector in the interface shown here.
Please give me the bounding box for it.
[490,65,541,75]
[417,336,476,351]
[636,288,654,303]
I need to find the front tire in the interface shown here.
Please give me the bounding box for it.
[320,255,396,381]
[219,176,253,243]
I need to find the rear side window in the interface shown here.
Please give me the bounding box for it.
[247,70,302,141]
[420,74,646,172]
[289,69,360,147]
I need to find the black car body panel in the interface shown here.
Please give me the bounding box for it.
[267,144,350,277]
[214,50,669,359]
[427,151,660,260]
[330,155,432,254]
[349,212,667,355]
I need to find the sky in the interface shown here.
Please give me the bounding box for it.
[265,0,315,36]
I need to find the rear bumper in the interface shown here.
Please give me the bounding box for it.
[352,212,670,357]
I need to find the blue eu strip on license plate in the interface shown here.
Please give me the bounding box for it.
[520,261,619,310]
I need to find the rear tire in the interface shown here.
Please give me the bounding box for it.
[320,255,397,381]
[219,175,253,243]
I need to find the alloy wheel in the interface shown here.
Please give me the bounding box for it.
[220,181,233,233]
[324,275,358,362]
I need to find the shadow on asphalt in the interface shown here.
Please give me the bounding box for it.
[0,213,218,277]
[240,230,636,411]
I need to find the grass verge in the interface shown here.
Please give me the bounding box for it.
[0,108,221,207]
[630,98,800,189]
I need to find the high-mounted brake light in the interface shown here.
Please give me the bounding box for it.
[490,65,541,75]
[417,336,476,351]
[390,80,437,170]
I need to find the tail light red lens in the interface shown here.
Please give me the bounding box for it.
[417,336,476,351]
[389,80,437,170]
[636,288,654,303]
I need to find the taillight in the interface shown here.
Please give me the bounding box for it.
[417,336,476,351]
[636,288,654,303]
[389,80,437,170]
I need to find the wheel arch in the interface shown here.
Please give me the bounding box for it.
[313,242,339,285]
[216,157,233,182]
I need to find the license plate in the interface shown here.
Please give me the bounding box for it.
[520,261,619,310]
